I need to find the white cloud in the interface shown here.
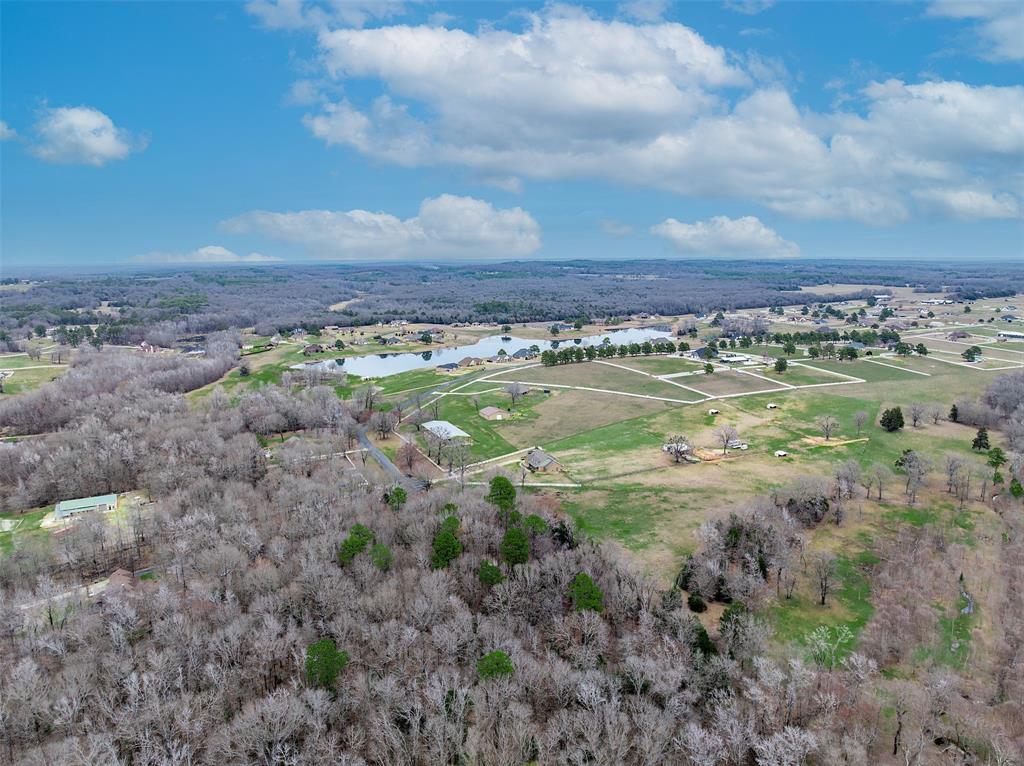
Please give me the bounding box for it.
[651,215,799,257]
[928,1,1024,61]
[31,106,144,166]
[0,120,16,141]
[221,194,541,259]
[133,245,282,264]
[289,7,1021,223]
[913,188,1021,219]
[601,219,634,237]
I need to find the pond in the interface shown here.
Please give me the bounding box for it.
[340,327,674,378]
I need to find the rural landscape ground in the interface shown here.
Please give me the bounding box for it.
[2,272,1023,763]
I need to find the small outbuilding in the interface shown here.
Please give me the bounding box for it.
[479,406,506,421]
[422,420,471,441]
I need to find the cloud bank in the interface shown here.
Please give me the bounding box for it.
[651,215,799,257]
[221,194,542,259]
[284,6,1021,224]
[133,245,281,264]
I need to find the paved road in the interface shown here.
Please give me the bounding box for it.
[357,427,425,491]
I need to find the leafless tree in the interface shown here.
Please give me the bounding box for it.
[715,425,739,455]
[397,441,419,473]
[503,383,528,406]
[813,552,838,606]
[870,463,891,501]
[370,411,396,440]
[928,404,943,425]
[815,414,839,440]
[900,451,932,505]
[908,403,926,428]
[853,410,868,436]
[665,434,691,464]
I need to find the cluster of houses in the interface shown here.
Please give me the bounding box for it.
[436,348,539,372]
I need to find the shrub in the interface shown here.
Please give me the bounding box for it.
[523,514,548,535]
[369,543,393,571]
[478,560,504,586]
[477,650,514,680]
[486,476,517,513]
[388,486,407,511]
[687,593,707,613]
[972,427,990,451]
[500,527,530,565]
[431,528,462,569]
[880,407,904,432]
[306,639,348,689]
[338,524,374,566]
[693,623,717,656]
[569,572,605,612]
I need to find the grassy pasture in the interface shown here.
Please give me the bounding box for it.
[612,356,705,375]
[491,362,696,399]
[684,371,783,397]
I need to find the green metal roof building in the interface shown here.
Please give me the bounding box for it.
[54,493,118,520]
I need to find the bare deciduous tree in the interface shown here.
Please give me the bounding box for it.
[715,425,739,455]
[815,414,839,440]
[813,552,838,606]
[503,383,528,406]
[908,403,926,428]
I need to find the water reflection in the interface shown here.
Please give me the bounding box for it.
[341,327,673,378]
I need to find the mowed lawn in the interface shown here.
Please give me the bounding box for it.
[611,356,706,376]
[0,355,65,370]
[0,366,66,395]
[498,388,675,449]
[683,370,783,397]
[491,361,696,399]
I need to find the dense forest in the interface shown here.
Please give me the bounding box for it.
[2,260,1021,348]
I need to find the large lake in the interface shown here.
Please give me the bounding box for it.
[340,326,673,378]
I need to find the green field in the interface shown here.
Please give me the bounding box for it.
[491,361,696,399]
[612,356,705,375]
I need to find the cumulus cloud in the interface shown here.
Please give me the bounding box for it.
[291,7,1022,223]
[133,245,282,264]
[928,1,1024,61]
[221,194,541,259]
[651,215,799,257]
[0,120,16,141]
[913,188,1021,219]
[31,106,144,166]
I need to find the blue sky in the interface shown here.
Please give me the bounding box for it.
[1,0,1021,272]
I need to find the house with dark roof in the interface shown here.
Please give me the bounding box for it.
[512,348,537,360]
[523,448,560,473]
